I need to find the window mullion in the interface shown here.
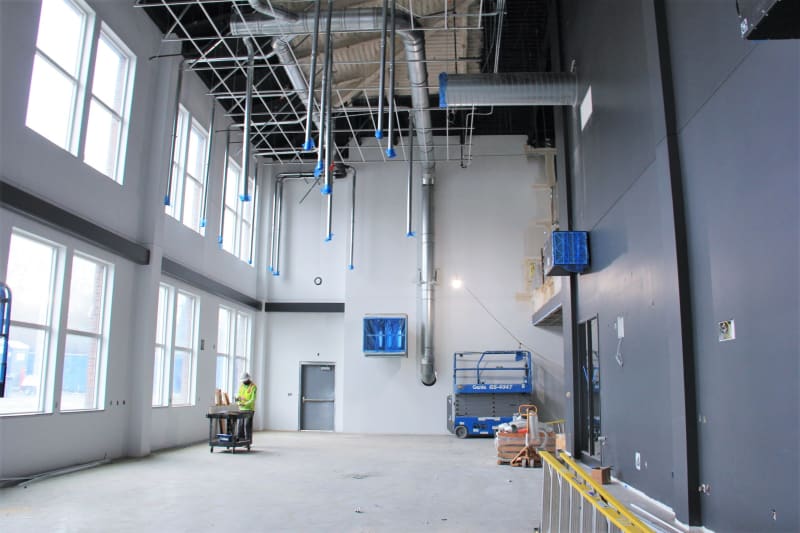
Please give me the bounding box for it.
[35,49,80,84]
[166,289,178,406]
[74,14,100,159]
[50,249,73,413]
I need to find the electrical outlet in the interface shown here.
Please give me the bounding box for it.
[635,452,641,470]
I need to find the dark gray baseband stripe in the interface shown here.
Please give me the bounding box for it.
[264,302,345,313]
[161,257,261,310]
[0,180,150,265]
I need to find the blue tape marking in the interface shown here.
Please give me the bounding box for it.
[200,218,207,228]
[268,266,273,272]
[321,184,332,195]
[164,195,171,206]
[406,231,416,237]
[314,165,323,177]
[303,138,315,151]
[239,193,252,202]
[324,233,333,242]
[347,264,354,270]
[374,130,383,139]
[386,147,396,158]
[217,235,223,244]
[439,72,448,108]
[273,271,280,276]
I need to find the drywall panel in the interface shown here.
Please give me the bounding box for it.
[679,41,799,532]
[263,313,344,431]
[664,0,757,131]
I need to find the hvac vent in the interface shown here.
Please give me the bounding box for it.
[544,231,589,276]
[737,0,800,40]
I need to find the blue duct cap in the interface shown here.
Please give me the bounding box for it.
[217,235,223,245]
[239,193,252,202]
[272,270,280,276]
[199,218,207,228]
[347,264,354,270]
[303,138,316,151]
[314,164,323,177]
[321,184,332,194]
[374,130,383,139]
[324,233,333,242]
[438,72,448,108]
[406,231,416,238]
[386,147,396,159]
[163,195,171,206]
[268,266,273,272]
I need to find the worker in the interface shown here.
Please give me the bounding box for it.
[235,372,257,440]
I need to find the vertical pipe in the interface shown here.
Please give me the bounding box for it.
[324,185,333,242]
[385,0,397,158]
[419,175,435,385]
[164,59,185,206]
[240,38,255,202]
[302,0,322,151]
[248,164,258,265]
[315,0,334,178]
[406,117,415,237]
[268,176,278,272]
[273,179,283,276]
[200,102,216,229]
[322,0,334,195]
[348,169,356,269]
[375,0,389,139]
[218,130,231,247]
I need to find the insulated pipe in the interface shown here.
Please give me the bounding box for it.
[375,0,389,139]
[302,0,322,151]
[164,59,185,206]
[321,1,334,194]
[406,119,415,237]
[233,8,437,386]
[268,175,278,272]
[438,72,578,108]
[248,164,259,265]
[348,169,356,269]
[385,0,397,158]
[218,130,231,247]
[200,102,215,229]
[240,38,255,202]
[273,179,283,276]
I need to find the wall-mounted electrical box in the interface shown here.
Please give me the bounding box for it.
[544,231,590,276]
[737,0,800,40]
[363,315,407,356]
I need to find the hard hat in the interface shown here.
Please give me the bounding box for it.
[240,372,251,381]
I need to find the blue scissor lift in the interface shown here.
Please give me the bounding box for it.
[447,350,533,438]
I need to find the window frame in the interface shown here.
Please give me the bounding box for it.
[222,158,256,264]
[215,304,252,397]
[25,0,136,184]
[153,282,199,408]
[166,105,209,234]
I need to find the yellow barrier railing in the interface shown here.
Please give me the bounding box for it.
[539,450,654,533]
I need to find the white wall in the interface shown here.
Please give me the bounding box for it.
[262,136,564,435]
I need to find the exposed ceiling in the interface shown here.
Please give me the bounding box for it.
[138,0,554,165]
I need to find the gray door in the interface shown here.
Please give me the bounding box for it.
[300,364,335,431]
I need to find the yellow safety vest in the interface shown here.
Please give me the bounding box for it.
[237,383,257,411]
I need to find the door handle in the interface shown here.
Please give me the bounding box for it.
[302,396,334,403]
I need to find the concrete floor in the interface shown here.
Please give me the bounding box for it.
[0,431,543,532]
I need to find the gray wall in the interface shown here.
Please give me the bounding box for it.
[559,0,799,530]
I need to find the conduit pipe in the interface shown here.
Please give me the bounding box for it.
[302,0,321,151]
[240,38,255,202]
[375,0,389,139]
[232,8,437,386]
[218,130,231,247]
[406,118,415,237]
[438,72,578,108]
[200,102,215,229]
[385,0,397,158]
[164,59,185,206]
[321,0,334,194]
[348,168,357,269]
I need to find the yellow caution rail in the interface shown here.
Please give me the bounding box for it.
[539,450,654,533]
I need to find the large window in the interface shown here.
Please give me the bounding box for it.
[153,283,198,407]
[61,254,111,411]
[166,106,208,233]
[26,0,135,183]
[0,229,113,415]
[222,158,256,263]
[215,306,252,397]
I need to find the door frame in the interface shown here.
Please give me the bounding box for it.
[297,361,336,432]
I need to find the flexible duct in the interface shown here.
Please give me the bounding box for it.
[439,72,578,108]
[233,8,437,386]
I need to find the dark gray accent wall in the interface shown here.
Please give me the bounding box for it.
[161,257,261,310]
[559,0,799,530]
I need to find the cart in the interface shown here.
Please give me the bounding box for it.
[206,410,253,453]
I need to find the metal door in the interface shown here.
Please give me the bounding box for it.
[299,363,335,431]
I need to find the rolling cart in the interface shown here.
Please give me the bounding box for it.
[447,350,533,438]
[206,410,253,453]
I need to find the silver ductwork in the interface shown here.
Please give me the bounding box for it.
[439,72,578,108]
[233,8,437,386]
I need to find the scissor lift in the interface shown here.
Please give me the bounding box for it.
[447,350,533,438]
